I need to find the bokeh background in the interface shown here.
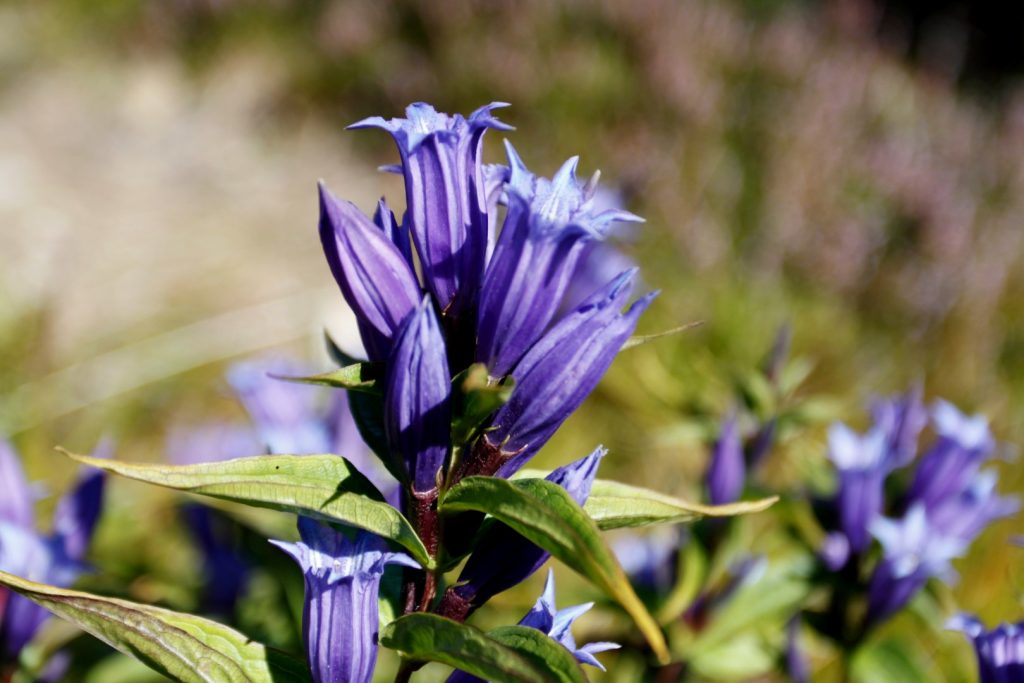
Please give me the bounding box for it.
[2,1,1023,680]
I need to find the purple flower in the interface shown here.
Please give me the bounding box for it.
[819,531,851,571]
[706,412,745,506]
[271,519,418,683]
[827,423,888,554]
[440,448,604,620]
[948,614,1024,683]
[870,386,927,470]
[350,103,511,322]
[908,400,995,511]
[786,617,810,683]
[476,142,641,378]
[384,299,452,494]
[318,182,421,361]
[613,527,681,594]
[448,570,619,682]
[928,469,1019,544]
[0,439,106,662]
[865,505,966,627]
[465,269,654,480]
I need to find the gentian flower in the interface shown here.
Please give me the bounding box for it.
[865,504,966,627]
[466,269,655,480]
[384,298,452,495]
[948,614,1024,682]
[271,518,418,683]
[928,469,1019,544]
[706,412,745,506]
[0,439,106,666]
[907,401,996,511]
[476,142,641,378]
[318,183,421,362]
[786,617,810,683]
[440,448,605,621]
[870,386,927,470]
[613,527,682,594]
[447,570,619,682]
[350,102,511,324]
[826,423,888,554]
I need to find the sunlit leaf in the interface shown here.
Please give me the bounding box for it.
[441,476,669,663]
[60,449,432,568]
[273,361,382,394]
[582,479,778,530]
[0,571,310,683]
[381,613,585,683]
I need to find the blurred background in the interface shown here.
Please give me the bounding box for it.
[2,0,1023,680]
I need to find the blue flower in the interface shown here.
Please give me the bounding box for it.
[318,182,421,362]
[384,299,452,495]
[827,423,888,554]
[706,412,745,506]
[271,519,418,683]
[907,400,996,511]
[613,527,681,594]
[869,385,927,470]
[0,439,106,663]
[476,142,641,378]
[947,614,1024,683]
[447,570,619,682]
[350,103,511,322]
[865,505,966,627]
[440,448,605,621]
[464,269,655,480]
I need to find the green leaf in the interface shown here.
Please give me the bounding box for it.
[451,363,514,446]
[0,571,310,683]
[59,449,432,568]
[440,476,669,663]
[273,361,382,394]
[514,474,778,530]
[621,321,703,350]
[852,638,935,683]
[380,614,585,683]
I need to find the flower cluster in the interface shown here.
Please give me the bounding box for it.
[287,102,651,681]
[808,389,1017,643]
[0,439,106,678]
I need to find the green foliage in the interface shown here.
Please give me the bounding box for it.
[60,449,433,568]
[441,475,670,662]
[381,614,587,683]
[0,571,310,683]
[582,479,777,530]
[275,362,383,394]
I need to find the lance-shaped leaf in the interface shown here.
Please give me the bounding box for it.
[586,480,776,530]
[620,321,703,351]
[380,613,585,683]
[274,362,383,395]
[59,450,432,568]
[440,476,669,662]
[513,474,778,530]
[0,570,311,683]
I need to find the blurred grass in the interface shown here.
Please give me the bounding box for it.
[1,0,1022,680]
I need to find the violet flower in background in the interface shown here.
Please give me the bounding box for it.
[613,527,682,594]
[440,448,605,620]
[447,570,619,683]
[0,439,106,667]
[706,412,745,506]
[907,400,996,511]
[271,518,417,683]
[948,614,1024,682]
[865,505,966,627]
[351,102,512,324]
[476,142,641,378]
[826,423,888,555]
[384,299,452,494]
[870,386,927,470]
